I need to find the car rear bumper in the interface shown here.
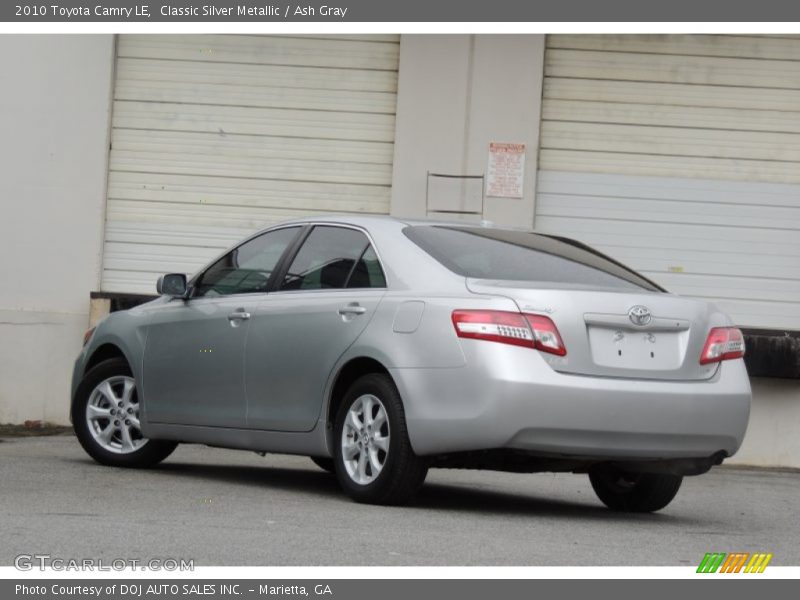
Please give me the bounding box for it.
[391,341,751,461]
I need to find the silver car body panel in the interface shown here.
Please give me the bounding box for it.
[244,288,385,432]
[72,215,751,464]
[393,347,750,458]
[143,294,259,428]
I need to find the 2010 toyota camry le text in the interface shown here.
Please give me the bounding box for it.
[71,216,751,512]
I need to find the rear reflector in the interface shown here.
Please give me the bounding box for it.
[699,327,745,365]
[452,310,567,356]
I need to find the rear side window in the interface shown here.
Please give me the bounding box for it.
[347,245,386,289]
[280,226,386,291]
[403,226,660,291]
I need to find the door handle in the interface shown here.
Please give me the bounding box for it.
[227,311,251,321]
[338,304,366,316]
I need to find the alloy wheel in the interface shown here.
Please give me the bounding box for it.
[85,375,147,454]
[341,394,390,485]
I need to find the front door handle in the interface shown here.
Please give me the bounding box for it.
[227,311,251,321]
[338,304,366,316]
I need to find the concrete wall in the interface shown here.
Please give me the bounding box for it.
[730,378,800,468]
[0,35,115,425]
[390,35,545,227]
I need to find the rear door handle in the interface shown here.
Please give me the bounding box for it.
[228,311,251,321]
[338,304,366,316]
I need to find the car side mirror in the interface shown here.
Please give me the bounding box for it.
[156,273,188,298]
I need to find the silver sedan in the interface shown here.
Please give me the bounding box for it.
[71,216,751,512]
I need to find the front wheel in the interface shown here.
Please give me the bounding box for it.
[73,358,177,468]
[333,373,427,505]
[588,464,683,513]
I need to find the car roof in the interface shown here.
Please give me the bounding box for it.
[265,214,533,231]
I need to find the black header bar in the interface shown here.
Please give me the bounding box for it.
[4,0,800,22]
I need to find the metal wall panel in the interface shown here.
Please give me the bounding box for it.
[537,35,800,329]
[101,34,399,294]
[536,171,800,329]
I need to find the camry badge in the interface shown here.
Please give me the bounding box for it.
[628,305,652,326]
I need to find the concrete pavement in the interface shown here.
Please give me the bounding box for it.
[0,435,797,566]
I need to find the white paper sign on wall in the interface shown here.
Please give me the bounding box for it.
[486,142,526,199]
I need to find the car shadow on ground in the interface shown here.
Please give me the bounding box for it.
[64,455,697,524]
[157,460,342,496]
[413,481,692,523]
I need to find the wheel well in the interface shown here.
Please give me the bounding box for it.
[84,343,127,375]
[327,357,391,426]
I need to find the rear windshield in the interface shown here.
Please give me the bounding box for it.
[403,226,662,292]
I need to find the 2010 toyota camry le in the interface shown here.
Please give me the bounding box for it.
[71,216,751,512]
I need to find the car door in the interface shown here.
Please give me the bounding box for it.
[142,226,302,428]
[245,225,387,432]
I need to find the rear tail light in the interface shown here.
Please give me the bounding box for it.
[83,327,96,347]
[699,327,745,365]
[451,310,567,356]
[526,314,567,356]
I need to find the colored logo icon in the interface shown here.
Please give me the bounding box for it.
[696,552,773,573]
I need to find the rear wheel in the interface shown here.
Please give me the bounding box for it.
[73,358,177,468]
[333,373,427,505]
[588,464,683,513]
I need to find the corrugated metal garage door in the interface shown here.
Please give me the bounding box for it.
[101,34,399,294]
[536,35,800,330]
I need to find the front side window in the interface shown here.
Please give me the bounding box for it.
[280,226,386,291]
[193,227,300,298]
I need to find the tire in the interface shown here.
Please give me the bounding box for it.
[333,373,427,505]
[588,464,683,513]
[72,357,177,468]
[310,456,335,473]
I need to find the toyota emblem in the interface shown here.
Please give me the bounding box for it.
[628,305,652,326]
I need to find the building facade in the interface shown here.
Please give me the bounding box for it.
[1,34,798,466]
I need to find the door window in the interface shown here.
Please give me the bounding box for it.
[346,245,386,289]
[193,227,300,298]
[280,226,386,291]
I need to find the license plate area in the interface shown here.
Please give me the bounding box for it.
[587,326,687,371]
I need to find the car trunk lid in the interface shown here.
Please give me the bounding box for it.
[466,279,721,381]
